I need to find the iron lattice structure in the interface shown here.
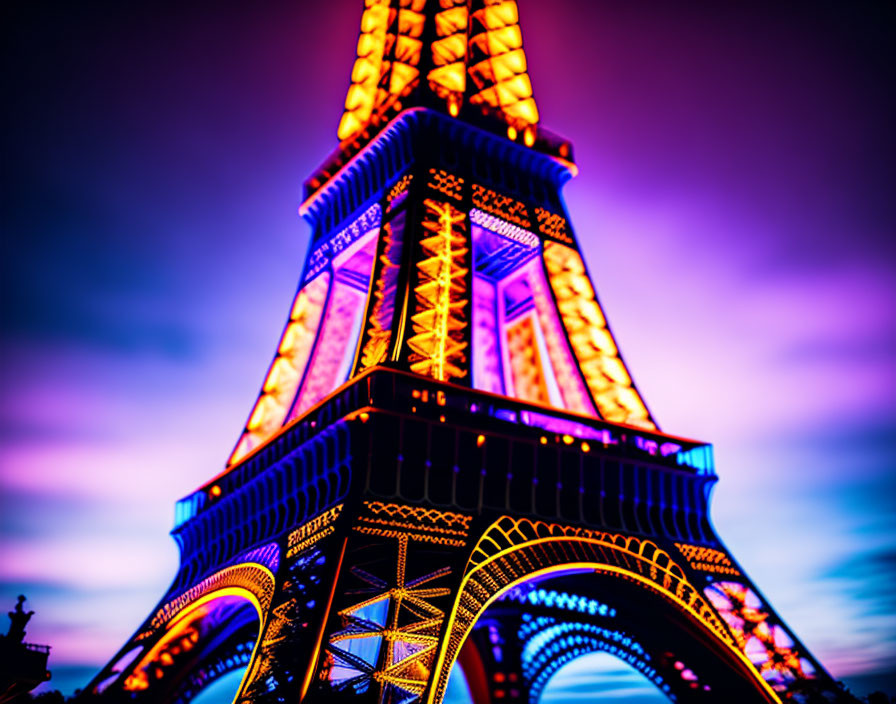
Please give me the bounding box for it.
[84,3,846,703]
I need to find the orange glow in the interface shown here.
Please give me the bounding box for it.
[124,584,266,695]
[676,543,741,577]
[534,207,574,244]
[428,2,468,115]
[426,518,782,704]
[429,63,466,95]
[335,1,539,143]
[523,125,536,147]
[407,199,468,382]
[428,167,464,201]
[360,221,400,370]
[467,2,540,131]
[471,184,532,228]
[229,273,329,465]
[505,316,550,404]
[476,434,486,447]
[209,485,221,498]
[338,1,390,141]
[543,242,655,429]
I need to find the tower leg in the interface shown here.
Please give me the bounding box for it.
[306,502,473,704]
[81,510,347,704]
[237,534,348,702]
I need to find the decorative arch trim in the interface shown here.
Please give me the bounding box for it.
[146,562,276,634]
[116,563,275,697]
[427,517,780,704]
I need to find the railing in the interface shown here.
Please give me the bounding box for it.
[173,367,716,530]
[374,369,716,476]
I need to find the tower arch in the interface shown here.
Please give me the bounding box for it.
[427,517,780,704]
[88,563,275,703]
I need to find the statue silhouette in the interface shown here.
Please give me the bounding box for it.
[6,594,34,643]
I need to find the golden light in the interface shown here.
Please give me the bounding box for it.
[335,0,539,143]
[543,242,654,428]
[407,199,469,382]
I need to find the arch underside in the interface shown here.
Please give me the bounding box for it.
[103,595,260,703]
[89,563,275,703]
[430,519,782,704]
[167,613,258,704]
[456,570,771,703]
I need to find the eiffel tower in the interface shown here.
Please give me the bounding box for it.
[83,3,848,703]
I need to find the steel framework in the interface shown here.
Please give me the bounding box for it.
[82,3,846,703]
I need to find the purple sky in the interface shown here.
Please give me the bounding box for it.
[2,0,895,698]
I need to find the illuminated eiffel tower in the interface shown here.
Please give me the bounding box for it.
[84,2,847,703]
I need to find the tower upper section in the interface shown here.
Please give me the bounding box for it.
[337,0,538,143]
[224,1,656,467]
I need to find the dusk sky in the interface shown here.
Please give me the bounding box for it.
[2,0,894,699]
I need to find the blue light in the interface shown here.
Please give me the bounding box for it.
[518,616,674,704]
[502,587,616,618]
[675,445,715,475]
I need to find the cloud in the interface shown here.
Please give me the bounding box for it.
[541,653,667,702]
[821,548,896,618]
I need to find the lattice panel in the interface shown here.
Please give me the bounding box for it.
[359,221,401,370]
[705,581,817,694]
[287,505,344,558]
[428,0,469,117]
[525,257,596,415]
[467,1,539,130]
[505,315,550,405]
[542,241,655,429]
[239,543,338,702]
[357,501,473,547]
[427,516,773,704]
[387,0,427,101]
[472,183,531,229]
[337,0,541,142]
[338,0,392,140]
[319,524,464,703]
[229,274,329,464]
[407,199,469,382]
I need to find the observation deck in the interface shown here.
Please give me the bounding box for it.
[170,368,716,593]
